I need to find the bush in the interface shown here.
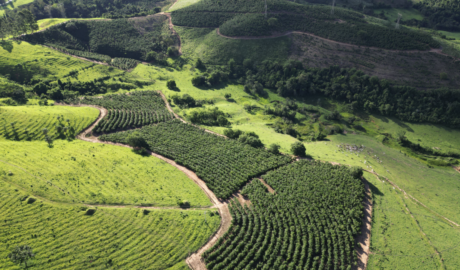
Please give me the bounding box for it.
[291,142,306,156]
[238,133,264,148]
[224,93,232,99]
[167,79,176,90]
[224,128,243,139]
[350,166,363,179]
[191,75,206,87]
[127,132,148,149]
[268,143,280,154]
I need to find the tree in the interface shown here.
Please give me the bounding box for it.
[238,133,264,148]
[191,75,205,87]
[127,132,148,149]
[350,166,363,179]
[146,51,158,62]
[167,80,176,90]
[8,245,34,268]
[268,143,280,154]
[224,128,242,139]
[396,130,406,143]
[291,142,306,156]
[42,128,48,135]
[224,93,231,100]
[195,58,205,70]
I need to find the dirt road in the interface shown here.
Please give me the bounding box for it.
[353,178,373,270]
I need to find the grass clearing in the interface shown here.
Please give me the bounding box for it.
[175,26,290,64]
[0,139,212,207]
[0,180,219,269]
[0,105,98,141]
[168,0,201,11]
[37,18,106,31]
[0,0,34,16]
[0,41,122,84]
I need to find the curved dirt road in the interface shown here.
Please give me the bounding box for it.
[353,178,373,270]
[58,100,231,270]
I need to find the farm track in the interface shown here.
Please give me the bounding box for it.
[353,177,373,270]
[57,96,232,270]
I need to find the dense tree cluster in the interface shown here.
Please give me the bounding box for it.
[224,129,265,148]
[412,0,460,31]
[100,120,292,199]
[8,0,164,20]
[0,10,38,39]
[21,16,176,61]
[204,160,365,270]
[188,107,230,127]
[66,91,173,133]
[226,60,460,128]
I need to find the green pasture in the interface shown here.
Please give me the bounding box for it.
[0,41,121,83]
[0,0,34,16]
[0,180,219,269]
[0,105,98,141]
[167,0,201,11]
[37,18,106,31]
[374,8,424,23]
[364,171,458,269]
[175,26,291,64]
[0,139,212,207]
[0,98,55,106]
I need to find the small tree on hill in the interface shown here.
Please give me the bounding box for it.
[167,79,176,90]
[8,245,35,268]
[291,142,306,156]
[268,143,281,155]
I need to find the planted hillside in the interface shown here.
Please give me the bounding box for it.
[226,61,460,128]
[413,0,460,31]
[66,91,174,133]
[14,0,166,19]
[100,120,292,199]
[172,0,438,50]
[0,180,219,269]
[0,106,98,141]
[21,15,177,61]
[203,161,365,270]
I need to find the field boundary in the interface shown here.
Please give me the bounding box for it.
[353,177,373,270]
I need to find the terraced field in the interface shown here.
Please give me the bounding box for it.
[0,106,99,141]
[0,180,220,270]
[0,140,212,207]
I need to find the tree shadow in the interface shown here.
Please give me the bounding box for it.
[391,117,414,132]
[368,180,383,196]
[0,40,13,53]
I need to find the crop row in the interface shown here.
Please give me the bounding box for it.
[66,91,174,133]
[100,120,292,199]
[203,161,365,270]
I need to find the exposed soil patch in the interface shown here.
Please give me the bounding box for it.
[353,177,373,270]
[258,178,276,194]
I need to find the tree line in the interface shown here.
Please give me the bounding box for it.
[0,10,38,39]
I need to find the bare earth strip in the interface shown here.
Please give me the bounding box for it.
[353,177,373,270]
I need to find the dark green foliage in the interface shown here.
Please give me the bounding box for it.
[66,91,173,133]
[0,78,27,102]
[413,0,460,31]
[291,141,306,156]
[127,131,148,149]
[189,107,230,126]
[100,120,292,199]
[349,166,363,179]
[167,80,177,90]
[191,75,206,87]
[16,0,165,20]
[171,94,213,108]
[8,245,35,267]
[223,128,243,139]
[267,143,281,154]
[226,61,460,128]
[237,132,264,148]
[171,0,438,51]
[203,161,365,270]
[0,10,38,38]
[21,16,175,62]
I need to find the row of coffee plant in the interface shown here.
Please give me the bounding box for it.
[203,161,365,270]
[65,91,174,133]
[100,120,292,198]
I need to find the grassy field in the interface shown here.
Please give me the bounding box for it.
[0,41,122,84]
[168,0,201,11]
[0,0,34,16]
[0,180,219,269]
[175,26,291,64]
[0,139,213,207]
[0,105,98,141]
[37,18,107,31]
[374,8,424,23]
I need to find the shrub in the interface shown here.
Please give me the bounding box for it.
[224,128,243,139]
[191,75,206,87]
[291,142,306,156]
[268,143,281,154]
[238,133,264,148]
[85,208,96,215]
[350,166,363,179]
[224,93,231,99]
[167,79,176,90]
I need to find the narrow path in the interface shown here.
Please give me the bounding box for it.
[159,12,182,55]
[353,177,373,270]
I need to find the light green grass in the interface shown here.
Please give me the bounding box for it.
[374,8,424,23]
[0,180,219,269]
[0,98,55,106]
[365,171,445,269]
[0,105,98,141]
[175,26,291,64]
[168,0,201,11]
[0,0,34,16]
[37,18,106,31]
[0,139,213,207]
[0,41,122,83]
